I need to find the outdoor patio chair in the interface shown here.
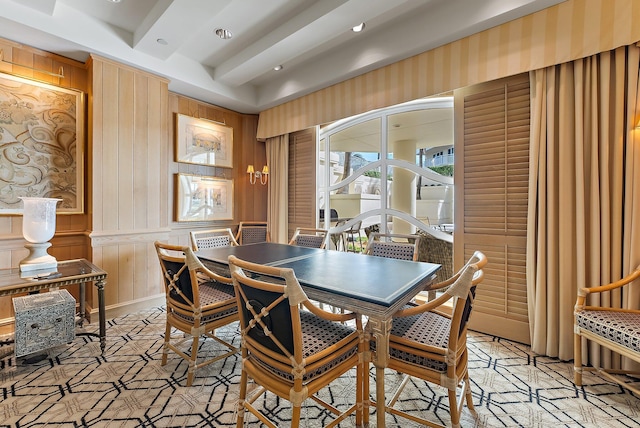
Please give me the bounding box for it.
[335,219,363,252]
[369,250,487,428]
[229,255,365,427]
[154,241,238,386]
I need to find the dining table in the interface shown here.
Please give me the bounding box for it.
[196,242,440,428]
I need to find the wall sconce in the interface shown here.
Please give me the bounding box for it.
[247,165,269,185]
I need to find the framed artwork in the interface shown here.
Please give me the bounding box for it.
[175,173,234,222]
[0,72,85,214]
[175,114,233,168]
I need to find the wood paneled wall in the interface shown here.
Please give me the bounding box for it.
[87,55,170,316]
[88,56,263,319]
[0,41,265,326]
[0,39,89,326]
[168,94,264,243]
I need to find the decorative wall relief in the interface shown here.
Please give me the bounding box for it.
[175,173,234,222]
[0,72,84,214]
[175,114,233,168]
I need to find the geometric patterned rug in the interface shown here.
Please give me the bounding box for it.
[1,307,639,427]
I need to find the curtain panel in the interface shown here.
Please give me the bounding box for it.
[527,44,640,364]
[266,134,289,243]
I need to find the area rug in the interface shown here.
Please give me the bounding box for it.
[1,307,639,427]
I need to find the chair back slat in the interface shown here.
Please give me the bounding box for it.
[289,227,328,249]
[369,241,415,260]
[236,281,295,356]
[242,227,268,244]
[156,245,197,307]
[230,256,303,363]
[295,235,325,248]
[365,232,420,261]
[190,228,238,251]
[198,235,233,249]
[236,222,270,245]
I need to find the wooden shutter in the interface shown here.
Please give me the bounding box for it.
[288,129,316,239]
[454,73,530,344]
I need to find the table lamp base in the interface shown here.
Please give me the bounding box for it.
[19,243,58,272]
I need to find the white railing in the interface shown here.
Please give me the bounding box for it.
[427,154,454,167]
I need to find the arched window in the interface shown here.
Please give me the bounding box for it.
[318,97,454,244]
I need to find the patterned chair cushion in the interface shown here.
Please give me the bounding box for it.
[252,311,358,382]
[372,310,451,372]
[172,281,237,323]
[575,310,640,353]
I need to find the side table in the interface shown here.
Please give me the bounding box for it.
[0,259,107,354]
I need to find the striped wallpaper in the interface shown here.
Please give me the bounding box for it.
[257,0,640,139]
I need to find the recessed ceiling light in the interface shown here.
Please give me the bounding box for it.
[273,65,283,71]
[215,28,233,40]
[106,0,122,3]
[352,23,365,32]
[156,38,168,45]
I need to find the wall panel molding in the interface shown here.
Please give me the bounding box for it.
[89,228,172,247]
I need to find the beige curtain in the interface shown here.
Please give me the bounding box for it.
[266,134,289,243]
[527,44,640,362]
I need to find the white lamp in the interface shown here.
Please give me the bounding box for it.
[19,197,62,272]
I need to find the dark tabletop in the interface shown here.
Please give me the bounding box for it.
[196,242,440,307]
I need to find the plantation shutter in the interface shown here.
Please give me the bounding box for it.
[453,73,530,344]
[288,129,316,239]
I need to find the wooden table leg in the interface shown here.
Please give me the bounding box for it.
[367,317,392,428]
[79,282,86,327]
[96,278,106,354]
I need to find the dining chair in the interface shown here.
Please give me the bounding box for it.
[235,221,270,245]
[369,250,487,428]
[363,232,420,261]
[574,265,640,395]
[228,255,365,428]
[335,219,363,252]
[190,227,238,251]
[288,227,328,249]
[154,241,239,386]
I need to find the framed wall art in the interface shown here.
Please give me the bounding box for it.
[175,173,234,222]
[175,114,233,168]
[0,72,85,214]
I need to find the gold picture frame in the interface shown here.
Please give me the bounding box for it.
[175,173,234,222]
[175,114,233,168]
[0,72,85,214]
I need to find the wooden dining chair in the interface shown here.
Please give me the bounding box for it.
[363,232,421,261]
[228,255,365,428]
[574,265,640,395]
[288,227,328,249]
[235,221,270,245]
[154,241,239,386]
[369,250,487,428]
[190,227,238,251]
